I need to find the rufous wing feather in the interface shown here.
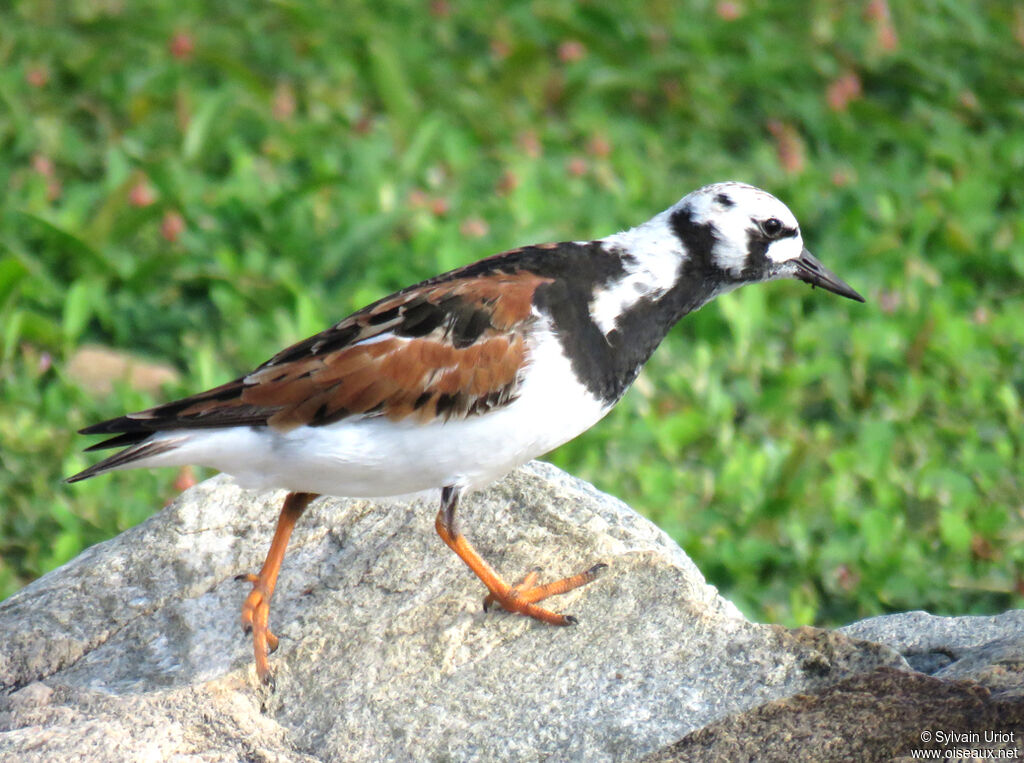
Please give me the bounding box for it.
[78,269,553,441]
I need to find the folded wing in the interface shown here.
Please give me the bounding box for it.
[72,270,552,479]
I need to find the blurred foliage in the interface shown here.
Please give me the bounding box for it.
[1,0,1022,626]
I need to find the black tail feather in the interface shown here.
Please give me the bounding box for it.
[66,438,180,483]
[84,431,151,452]
[79,414,161,437]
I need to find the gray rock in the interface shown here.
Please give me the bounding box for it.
[841,610,1024,655]
[643,667,1024,762]
[0,462,905,762]
[841,610,1024,701]
[643,604,1024,760]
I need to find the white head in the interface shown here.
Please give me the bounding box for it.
[668,182,864,301]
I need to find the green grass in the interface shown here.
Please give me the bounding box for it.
[1,0,1022,627]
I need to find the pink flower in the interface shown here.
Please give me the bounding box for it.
[459,217,489,238]
[169,32,194,60]
[765,120,805,175]
[557,40,586,63]
[715,1,743,21]
[826,71,862,112]
[566,157,588,177]
[129,181,156,207]
[161,211,186,242]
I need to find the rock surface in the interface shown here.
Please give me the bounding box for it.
[842,609,1024,692]
[66,344,180,395]
[0,462,1020,761]
[644,667,1024,762]
[646,603,1024,759]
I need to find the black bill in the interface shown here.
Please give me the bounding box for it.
[793,248,865,302]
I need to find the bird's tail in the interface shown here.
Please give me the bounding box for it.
[65,434,181,483]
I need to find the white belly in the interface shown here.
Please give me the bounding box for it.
[132,326,611,497]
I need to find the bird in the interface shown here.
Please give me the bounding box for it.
[68,181,864,683]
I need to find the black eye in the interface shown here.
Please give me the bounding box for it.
[761,217,783,237]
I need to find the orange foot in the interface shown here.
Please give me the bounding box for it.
[481,563,608,625]
[237,491,317,685]
[238,573,279,683]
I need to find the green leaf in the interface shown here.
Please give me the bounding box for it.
[13,212,113,275]
[2,309,24,361]
[861,508,895,560]
[0,256,28,312]
[939,509,972,553]
[183,92,232,162]
[62,279,99,345]
[367,37,418,134]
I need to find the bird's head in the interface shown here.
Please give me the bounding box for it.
[670,182,865,302]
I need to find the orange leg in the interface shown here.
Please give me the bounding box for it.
[239,491,318,683]
[435,486,606,625]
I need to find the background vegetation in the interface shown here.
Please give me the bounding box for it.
[1,0,1022,627]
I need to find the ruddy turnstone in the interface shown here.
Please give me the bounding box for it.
[69,182,864,682]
